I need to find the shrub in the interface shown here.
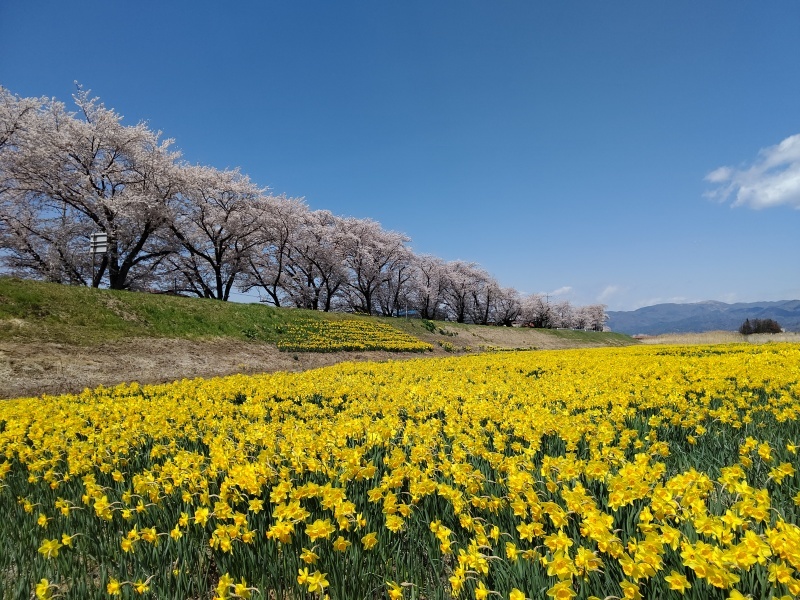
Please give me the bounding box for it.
[420,319,436,333]
[739,318,782,335]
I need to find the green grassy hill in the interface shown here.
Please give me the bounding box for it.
[1,276,327,345]
[0,277,635,350]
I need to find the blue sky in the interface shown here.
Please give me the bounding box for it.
[1,1,799,311]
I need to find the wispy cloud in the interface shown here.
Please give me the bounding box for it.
[547,286,572,297]
[705,134,800,209]
[598,285,619,302]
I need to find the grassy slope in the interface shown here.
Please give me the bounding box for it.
[378,316,635,350]
[0,277,364,346]
[0,277,636,349]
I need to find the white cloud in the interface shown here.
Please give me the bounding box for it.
[598,285,619,302]
[547,286,572,297]
[705,166,732,183]
[705,133,800,209]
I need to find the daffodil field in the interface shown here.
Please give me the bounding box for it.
[274,320,432,353]
[1,344,800,600]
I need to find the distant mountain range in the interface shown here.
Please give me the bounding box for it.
[607,300,800,335]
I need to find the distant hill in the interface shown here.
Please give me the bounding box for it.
[607,300,800,335]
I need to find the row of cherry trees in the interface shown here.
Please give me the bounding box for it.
[0,86,607,329]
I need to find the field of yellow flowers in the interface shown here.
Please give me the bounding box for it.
[275,320,432,352]
[1,343,799,600]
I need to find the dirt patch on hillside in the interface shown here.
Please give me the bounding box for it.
[429,326,606,350]
[636,331,800,345]
[0,339,445,399]
[0,326,634,399]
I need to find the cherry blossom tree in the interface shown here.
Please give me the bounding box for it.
[467,267,499,325]
[441,260,483,323]
[239,195,308,307]
[520,293,552,328]
[280,210,348,311]
[571,305,590,330]
[409,254,447,320]
[492,287,522,326]
[551,300,574,329]
[0,188,92,284]
[339,218,410,315]
[2,86,611,328]
[1,86,180,289]
[1,88,92,282]
[375,244,415,317]
[586,304,608,331]
[0,87,42,152]
[166,165,266,300]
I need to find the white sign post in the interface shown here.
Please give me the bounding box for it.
[89,232,108,286]
[90,232,108,255]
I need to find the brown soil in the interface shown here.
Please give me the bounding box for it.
[0,338,452,399]
[0,326,633,399]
